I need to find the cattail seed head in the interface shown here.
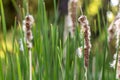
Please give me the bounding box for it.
[67,0,78,37]
[78,15,91,67]
[25,15,34,24]
[78,15,89,26]
[22,15,34,49]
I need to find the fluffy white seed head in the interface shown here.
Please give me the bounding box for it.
[22,15,34,49]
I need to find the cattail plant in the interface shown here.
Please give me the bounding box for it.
[78,15,91,80]
[22,15,34,80]
[109,4,120,79]
[63,0,78,65]
[108,4,120,43]
[110,18,120,79]
[78,15,91,67]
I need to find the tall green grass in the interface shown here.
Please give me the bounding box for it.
[0,0,117,80]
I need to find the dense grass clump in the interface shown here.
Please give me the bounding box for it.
[0,0,118,80]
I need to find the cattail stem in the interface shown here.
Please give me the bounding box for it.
[84,66,87,80]
[29,49,32,80]
[74,56,77,80]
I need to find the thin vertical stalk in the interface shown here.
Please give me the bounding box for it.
[74,56,77,80]
[0,58,3,80]
[0,0,7,49]
[53,0,58,24]
[29,50,32,80]
[16,53,22,80]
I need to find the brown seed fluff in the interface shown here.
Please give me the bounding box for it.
[78,15,91,67]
